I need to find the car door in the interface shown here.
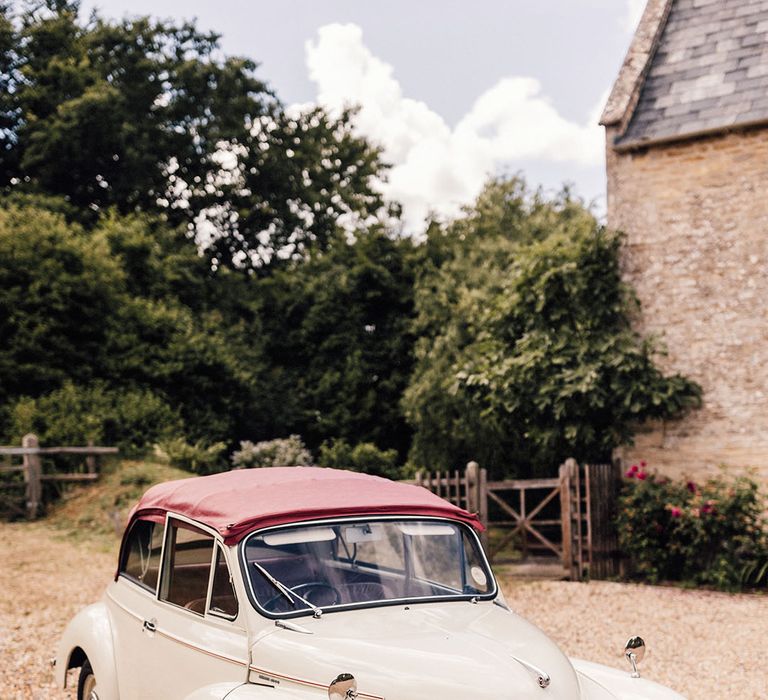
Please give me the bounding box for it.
[108,515,167,699]
[109,514,250,699]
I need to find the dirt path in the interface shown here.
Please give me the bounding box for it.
[1,522,766,699]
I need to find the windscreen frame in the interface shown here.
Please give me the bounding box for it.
[238,515,498,620]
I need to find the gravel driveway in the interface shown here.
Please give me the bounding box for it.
[1,521,766,699]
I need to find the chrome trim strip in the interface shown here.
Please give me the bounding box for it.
[511,655,551,689]
[239,515,498,620]
[248,664,385,700]
[275,619,314,634]
[153,628,247,667]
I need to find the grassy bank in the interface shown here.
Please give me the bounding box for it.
[46,459,189,549]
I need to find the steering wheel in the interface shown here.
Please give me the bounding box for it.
[264,581,341,611]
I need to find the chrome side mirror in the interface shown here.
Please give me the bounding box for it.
[329,673,358,699]
[624,636,646,678]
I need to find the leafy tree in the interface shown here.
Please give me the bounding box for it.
[404,177,701,477]
[3,1,271,219]
[256,229,416,456]
[196,106,393,270]
[0,3,17,156]
[0,205,124,407]
[0,1,390,267]
[0,203,269,446]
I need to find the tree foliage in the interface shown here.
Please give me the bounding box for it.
[0,1,388,267]
[404,177,701,477]
[0,204,267,445]
[256,229,416,457]
[0,205,123,403]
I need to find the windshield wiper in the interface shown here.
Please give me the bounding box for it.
[251,561,323,619]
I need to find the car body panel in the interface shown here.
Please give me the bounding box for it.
[572,659,687,700]
[55,602,120,698]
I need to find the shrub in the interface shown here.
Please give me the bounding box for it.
[231,435,313,469]
[154,438,227,475]
[617,464,768,590]
[8,381,183,455]
[318,438,401,479]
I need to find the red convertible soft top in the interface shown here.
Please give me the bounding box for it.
[126,466,484,545]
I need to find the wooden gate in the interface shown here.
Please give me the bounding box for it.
[413,459,620,581]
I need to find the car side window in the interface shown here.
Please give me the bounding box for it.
[120,518,164,592]
[208,545,238,619]
[160,520,215,614]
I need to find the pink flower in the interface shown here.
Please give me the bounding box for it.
[669,506,682,518]
[640,461,647,468]
[701,501,716,516]
[686,481,697,494]
[636,471,648,481]
[625,464,640,478]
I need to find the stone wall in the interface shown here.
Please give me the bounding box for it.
[606,125,768,482]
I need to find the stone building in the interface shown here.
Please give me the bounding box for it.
[601,0,768,481]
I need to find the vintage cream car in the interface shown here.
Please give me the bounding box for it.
[55,467,685,700]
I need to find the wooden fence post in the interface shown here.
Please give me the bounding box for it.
[587,463,621,579]
[86,439,97,474]
[466,461,479,516]
[22,433,42,520]
[559,462,572,578]
[466,461,489,551]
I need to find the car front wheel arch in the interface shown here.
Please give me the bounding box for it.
[68,646,87,671]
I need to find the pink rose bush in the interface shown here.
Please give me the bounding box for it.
[617,464,768,590]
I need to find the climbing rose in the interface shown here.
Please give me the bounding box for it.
[669,506,682,518]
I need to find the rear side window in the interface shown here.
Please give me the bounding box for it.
[160,520,215,613]
[121,519,164,592]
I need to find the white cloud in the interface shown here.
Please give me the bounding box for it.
[303,23,604,232]
[624,0,647,32]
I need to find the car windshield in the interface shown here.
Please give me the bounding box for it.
[242,519,495,616]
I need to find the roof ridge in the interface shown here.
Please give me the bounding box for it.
[600,0,675,128]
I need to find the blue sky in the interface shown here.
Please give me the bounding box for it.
[81,0,646,230]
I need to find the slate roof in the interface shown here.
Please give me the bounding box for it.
[618,0,768,147]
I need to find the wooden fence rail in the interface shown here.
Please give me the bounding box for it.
[0,434,118,519]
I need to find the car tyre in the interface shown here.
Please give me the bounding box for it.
[77,659,99,700]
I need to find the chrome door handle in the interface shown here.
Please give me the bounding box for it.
[143,618,157,633]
